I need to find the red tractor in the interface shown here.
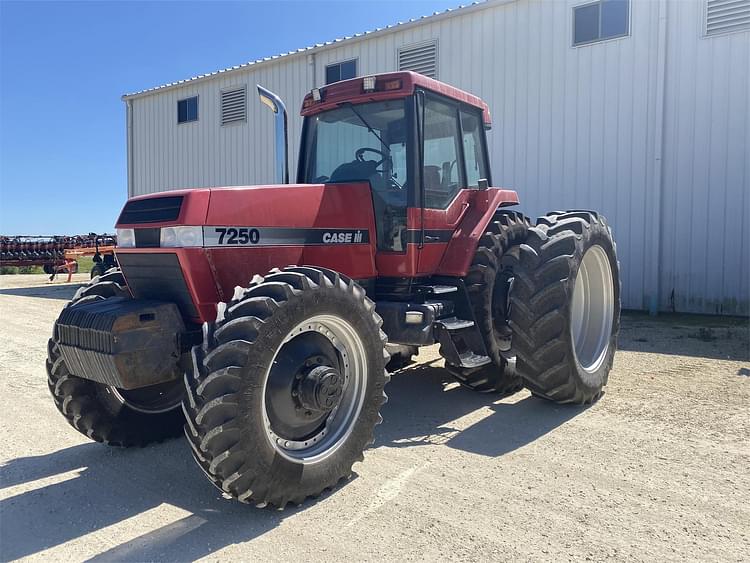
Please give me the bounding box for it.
[47,72,620,507]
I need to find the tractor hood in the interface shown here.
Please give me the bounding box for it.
[115,183,378,254]
[116,184,376,233]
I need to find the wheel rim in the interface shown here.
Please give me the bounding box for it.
[110,378,184,414]
[570,245,615,373]
[262,314,367,464]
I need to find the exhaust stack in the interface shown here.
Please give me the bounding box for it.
[257,85,289,184]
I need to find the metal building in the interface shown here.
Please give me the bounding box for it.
[122,0,750,316]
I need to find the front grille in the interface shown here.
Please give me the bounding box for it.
[117,252,198,318]
[118,196,183,224]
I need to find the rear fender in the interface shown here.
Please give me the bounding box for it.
[435,188,519,277]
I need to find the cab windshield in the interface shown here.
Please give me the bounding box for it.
[300,98,411,251]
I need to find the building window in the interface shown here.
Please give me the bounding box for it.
[398,40,438,79]
[705,0,750,36]
[325,59,357,85]
[177,96,198,124]
[573,0,629,46]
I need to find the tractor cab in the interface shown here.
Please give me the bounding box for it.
[296,72,508,271]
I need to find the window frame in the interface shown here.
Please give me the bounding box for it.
[325,58,358,85]
[572,0,631,47]
[458,106,491,188]
[418,90,471,210]
[177,95,199,124]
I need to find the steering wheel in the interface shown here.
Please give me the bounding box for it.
[355,147,386,167]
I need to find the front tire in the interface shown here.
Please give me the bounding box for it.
[46,269,185,446]
[509,211,620,404]
[183,266,389,507]
[90,262,105,279]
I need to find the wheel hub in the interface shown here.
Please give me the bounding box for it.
[262,315,368,463]
[297,364,343,412]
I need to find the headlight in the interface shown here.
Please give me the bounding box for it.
[160,226,203,248]
[116,228,135,248]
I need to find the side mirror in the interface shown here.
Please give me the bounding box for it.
[257,85,289,184]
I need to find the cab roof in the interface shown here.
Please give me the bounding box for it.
[300,71,492,127]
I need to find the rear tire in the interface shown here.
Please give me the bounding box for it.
[509,211,620,404]
[183,266,389,507]
[447,210,530,394]
[46,269,185,446]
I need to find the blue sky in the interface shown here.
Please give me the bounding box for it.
[0,0,461,235]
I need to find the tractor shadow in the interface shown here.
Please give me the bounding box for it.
[0,358,586,560]
[0,282,84,300]
[0,439,299,561]
[378,358,588,456]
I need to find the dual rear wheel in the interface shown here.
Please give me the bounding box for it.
[508,211,620,404]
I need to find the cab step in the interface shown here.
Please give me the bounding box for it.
[435,317,491,369]
[418,284,458,295]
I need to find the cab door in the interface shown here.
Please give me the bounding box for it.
[416,93,490,275]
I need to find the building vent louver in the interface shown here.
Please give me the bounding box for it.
[398,41,438,79]
[706,0,750,35]
[221,86,247,125]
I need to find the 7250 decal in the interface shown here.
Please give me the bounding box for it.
[214,227,260,245]
[202,226,370,247]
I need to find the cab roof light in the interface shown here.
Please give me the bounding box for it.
[362,76,376,92]
[382,79,402,91]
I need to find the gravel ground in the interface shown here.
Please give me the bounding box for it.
[0,274,748,562]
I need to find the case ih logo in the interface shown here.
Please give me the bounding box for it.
[322,231,365,244]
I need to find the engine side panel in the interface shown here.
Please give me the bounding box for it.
[203,184,378,292]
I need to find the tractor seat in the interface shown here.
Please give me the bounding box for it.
[423,165,441,191]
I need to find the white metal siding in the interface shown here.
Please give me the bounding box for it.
[127,0,750,315]
[661,0,750,315]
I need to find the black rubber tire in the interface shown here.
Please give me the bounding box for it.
[447,210,530,393]
[509,211,621,404]
[183,266,389,508]
[46,269,185,446]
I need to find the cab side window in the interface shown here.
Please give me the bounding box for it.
[460,109,488,188]
[422,96,464,208]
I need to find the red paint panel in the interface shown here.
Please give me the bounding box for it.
[205,183,376,230]
[377,247,419,277]
[416,243,449,276]
[437,188,520,277]
[208,244,376,302]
